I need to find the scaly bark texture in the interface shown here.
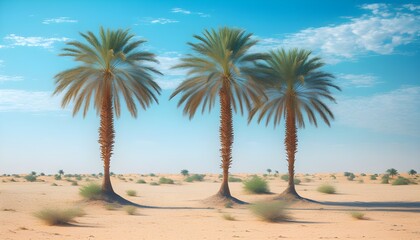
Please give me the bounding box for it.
[217,84,233,197]
[99,79,115,194]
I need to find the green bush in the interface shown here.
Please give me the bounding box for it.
[136,179,146,184]
[159,177,174,184]
[350,211,365,220]
[185,174,205,182]
[34,207,85,225]
[243,176,270,194]
[249,201,289,222]
[370,175,377,180]
[317,184,336,194]
[124,206,137,215]
[381,174,390,184]
[104,203,120,211]
[79,183,102,200]
[149,173,156,177]
[344,172,352,177]
[294,178,301,185]
[55,175,62,181]
[126,190,137,196]
[24,175,37,182]
[392,177,410,185]
[280,174,289,181]
[222,213,236,221]
[71,181,78,186]
[360,173,366,176]
[228,176,242,182]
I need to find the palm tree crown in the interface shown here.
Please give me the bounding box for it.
[54,27,161,117]
[170,27,266,117]
[250,48,340,127]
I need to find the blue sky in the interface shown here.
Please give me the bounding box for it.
[0,0,419,175]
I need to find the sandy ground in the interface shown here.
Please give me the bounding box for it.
[1,173,419,240]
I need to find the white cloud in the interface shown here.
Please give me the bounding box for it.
[254,4,420,63]
[154,52,186,90]
[4,34,69,49]
[156,78,182,90]
[337,73,379,88]
[171,8,191,14]
[334,86,420,137]
[42,17,78,24]
[171,7,210,17]
[0,89,63,112]
[0,75,24,82]
[149,18,179,24]
[403,4,420,11]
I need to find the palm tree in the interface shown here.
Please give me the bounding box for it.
[408,169,417,176]
[54,27,161,201]
[58,170,64,176]
[386,168,398,178]
[249,48,340,200]
[170,27,266,203]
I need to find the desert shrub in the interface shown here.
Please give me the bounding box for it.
[243,176,270,194]
[185,174,205,182]
[358,179,364,184]
[381,174,390,184]
[124,206,137,215]
[150,182,159,186]
[79,183,102,200]
[294,178,301,185]
[317,184,336,194]
[40,173,45,176]
[136,179,146,184]
[104,203,120,210]
[347,173,355,181]
[55,175,62,181]
[51,183,58,186]
[344,172,352,177]
[304,178,312,183]
[98,172,103,177]
[360,173,366,176]
[224,202,233,208]
[71,181,78,186]
[370,175,377,180]
[76,175,82,181]
[228,176,242,182]
[330,174,336,179]
[129,178,133,181]
[263,174,268,177]
[222,213,236,221]
[126,190,137,196]
[392,177,410,185]
[159,177,174,184]
[24,174,37,182]
[350,211,365,220]
[149,173,156,177]
[34,207,85,225]
[280,174,289,181]
[249,201,289,222]
[180,169,189,176]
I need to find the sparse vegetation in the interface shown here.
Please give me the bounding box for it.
[159,177,174,184]
[392,177,410,185]
[222,213,236,221]
[224,202,233,208]
[55,174,62,181]
[347,173,355,181]
[34,207,85,225]
[150,182,159,186]
[149,173,156,177]
[294,178,301,185]
[370,175,377,180]
[350,211,365,220]
[228,176,242,182]
[317,184,336,194]
[104,203,120,211]
[124,206,137,215]
[71,181,78,186]
[249,201,289,222]
[126,190,137,196]
[280,174,289,181]
[243,176,270,194]
[185,174,205,182]
[79,183,102,200]
[360,173,366,176]
[51,183,58,186]
[24,174,37,182]
[136,179,146,184]
[381,174,390,184]
[181,169,189,176]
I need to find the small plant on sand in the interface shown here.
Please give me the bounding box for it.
[126,190,137,196]
[381,174,390,184]
[243,176,270,194]
[76,175,82,181]
[370,175,377,180]
[104,202,120,210]
[79,183,102,200]
[180,169,189,176]
[55,174,62,181]
[124,206,137,215]
[71,181,78,186]
[249,201,289,222]
[24,174,37,182]
[40,173,45,176]
[228,176,242,182]
[34,207,85,225]
[392,177,410,185]
[280,174,289,181]
[136,179,146,184]
[294,178,301,185]
[159,177,174,184]
[51,183,58,186]
[185,174,205,182]
[360,173,366,176]
[149,173,156,177]
[222,213,236,221]
[350,211,365,220]
[224,202,233,208]
[317,184,336,194]
[150,182,160,186]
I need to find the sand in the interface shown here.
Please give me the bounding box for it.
[1,173,419,240]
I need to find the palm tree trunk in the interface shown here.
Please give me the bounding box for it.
[282,105,299,197]
[99,81,115,194]
[217,85,233,197]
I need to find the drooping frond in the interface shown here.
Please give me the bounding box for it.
[248,48,341,128]
[54,27,162,118]
[170,27,267,119]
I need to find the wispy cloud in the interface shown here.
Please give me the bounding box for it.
[0,89,63,112]
[138,18,179,25]
[154,52,186,90]
[171,7,210,17]
[334,86,420,137]
[337,73,379,88]
[3,34,69,49]
[42,17,78,24]
[0,75,24,83]
[254,4,420,63]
